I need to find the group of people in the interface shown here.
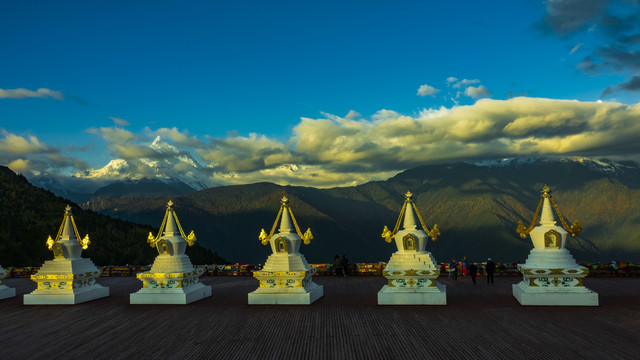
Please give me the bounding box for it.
[333,254,350,276]
[447,257,496,285]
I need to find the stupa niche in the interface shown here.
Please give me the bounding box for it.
[24,205,109,305]
[249,196,323,305]
[378,191,446,305]
[130,200,211,304]
[513,185,598,306]
[0,265,16,299]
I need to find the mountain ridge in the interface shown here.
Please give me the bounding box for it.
[82,158,640,264]
[0,166,226,267]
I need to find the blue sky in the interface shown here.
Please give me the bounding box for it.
[2,1,640,189]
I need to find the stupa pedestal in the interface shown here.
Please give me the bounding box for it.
[378,191,446,305]
[0,265,16,299]
[24,205,109,305]
[513,185,598,306]
[249,196,323,305]
[130,201,211,305]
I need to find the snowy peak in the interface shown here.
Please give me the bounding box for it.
[73,136,212,190]
[469,157,540,168]
[469,156,640,175]
[80,159,131,179]
[561,157,640,174]
[149,136,179,155]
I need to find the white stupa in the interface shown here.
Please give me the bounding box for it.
[378,191,446,305]
[0,265,16,299]
[24,205,109,305]
[249,196,323,305]
[513,185,598,306]
[130,200,211,304]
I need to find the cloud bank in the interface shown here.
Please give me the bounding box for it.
[0,88,64,100]
[3,97,640,188]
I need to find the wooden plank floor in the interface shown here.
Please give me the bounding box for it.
[1,276,638,360]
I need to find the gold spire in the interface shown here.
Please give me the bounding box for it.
[147,200,197,247]
[259,195,313,245]
[516,185,582,238]
[46,205,90,252]
[381,191,440,243]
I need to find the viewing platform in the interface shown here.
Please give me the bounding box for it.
[1,276,638,359]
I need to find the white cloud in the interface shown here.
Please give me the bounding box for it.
[465,85,491,99]
[452,79,481,89]
[570,42,583,55]
[417,84,440,97]
[197,133,300,172]
[0,88,64,100]
[0,131,50,154]
[152,127,206,148]
[219,164,398,188]
[7,158,30,172]
[0,131,88,173]
[109,117,131,126]
[344,110,362,119]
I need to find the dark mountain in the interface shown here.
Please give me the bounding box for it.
[90,178,195,200]
[84,158,640,264]
[0,166,226,267]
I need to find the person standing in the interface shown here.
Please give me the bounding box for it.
[333,254,342,276]
[469,262,478,285]
[462,257,469,276]
[450,259,458,280]
[341,254,349,277]
[486,258,496,284]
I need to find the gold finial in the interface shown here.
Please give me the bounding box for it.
[381,225,393,243]
[186,230,196,246]
[65,204,72,212]
[428,224,441,241]
[541,185,551,198]
[570,220,582,237]
[46,235,55,250]
[80,234,90,250]
[516,221,528,238]
[259,228,269,245]
[147,232,156,247]
[302,228,313,245]
[281,196,289,204]
[167,200,174,208]
[405,191,413,199]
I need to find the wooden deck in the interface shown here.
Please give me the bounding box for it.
[1,276,639,359]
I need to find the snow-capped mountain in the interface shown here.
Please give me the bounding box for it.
[75,136,213,191]
[470,156,640,175]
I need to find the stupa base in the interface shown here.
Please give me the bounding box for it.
[130,283,212,305]
[0,286,16,299]
[378,283,447,305]
[24,285,109,305]
[512,283,598,306]
[248,284,323,305]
